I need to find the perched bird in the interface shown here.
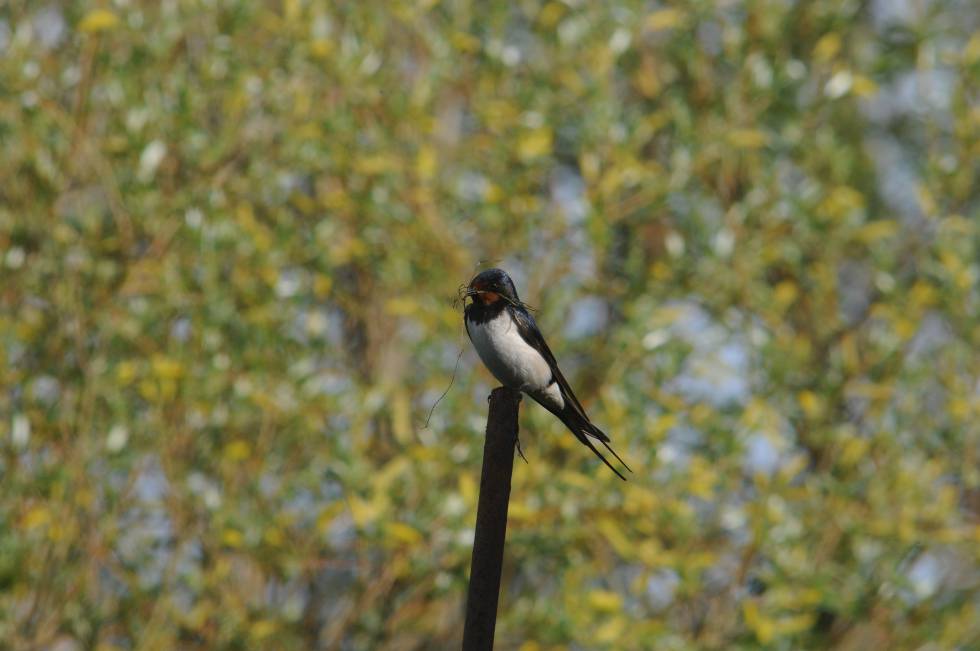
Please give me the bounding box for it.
[463,268,631,480]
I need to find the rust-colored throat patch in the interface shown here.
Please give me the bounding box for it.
[470,281,502,305]
[477,291,501,305]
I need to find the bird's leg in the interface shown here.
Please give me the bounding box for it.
[490,386,526,461]
[515,435,528,464]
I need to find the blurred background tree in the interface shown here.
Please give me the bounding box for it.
[1,0,978,649]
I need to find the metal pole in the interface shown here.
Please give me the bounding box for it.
[462,386,521,651]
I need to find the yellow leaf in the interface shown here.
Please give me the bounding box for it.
[283,0,301,21]
[948,397,970,421]
[348,495,382,528]
[778,453,808,481]
[116,360,137,383]
[727,129,769,149]
[650,413,678,438]
[95,644,128,651]
[290,192,316,215]
[313,273,332,297]
[818,185,864,222]
[588,589,623,612]
[385,297,418,316]
[355,155,399,175]
[894,317,916,340]
[839,437,869,467]
[798,390,822,418]
[797,588,824,606]
[375,456,411,492]
[855,220,898,243]
[385,522,422,545]
[773,280,798,308]
[637,541,663,566]
[538,3,565,29]
[224,440,251,461]
[416,146,437,180]
[23,505,51,530]
[316,502,345,534]
[250,619,277,640]
[579,152,600,182]
[79,9,120,33]
[310,39,333,58]
[263,527,284,546]
[391,391,413,444]
[151,354,183,379]
[458,473,477,508]
[773,613,817,636]
[75,488,95,509]
[963,33,980,65]
[221,528,244,548]
[813,33,841,62]
[645,9,684,32]
[595,616,628,644]
[852,74,878,97]
[517,128,553,160]
[918,185,937,216]
[484,182,503,203]
[508,500,532,522]
[236,204,273,252]
[626,483,659,513]
[452,31,481,53]
[597,518,634,558]
[687,456,717,499]
[138,380,158,401]
[743,600,775,643]
[909,281,937,307]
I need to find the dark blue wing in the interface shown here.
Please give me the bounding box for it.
[508,305,595,429]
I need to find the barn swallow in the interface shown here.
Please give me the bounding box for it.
[463,268,631,480]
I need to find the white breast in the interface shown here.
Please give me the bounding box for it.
[467,312,553,392]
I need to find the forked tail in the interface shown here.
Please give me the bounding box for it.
[559,409,632,481]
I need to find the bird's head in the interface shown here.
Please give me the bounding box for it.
[465,268,520,306]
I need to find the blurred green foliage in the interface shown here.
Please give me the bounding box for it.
[2,0,979,649]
